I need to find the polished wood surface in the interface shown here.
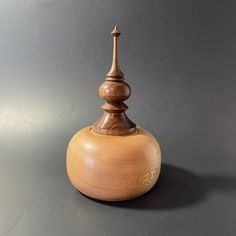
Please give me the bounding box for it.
[106,26,124,79]
[66,26,162,201]
[67,126,161,201]
[92,25,136,136]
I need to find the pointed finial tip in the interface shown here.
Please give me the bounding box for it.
[111,25,121,37]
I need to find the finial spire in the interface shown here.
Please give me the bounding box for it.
[92,26,136,135]
[107,25,124,79]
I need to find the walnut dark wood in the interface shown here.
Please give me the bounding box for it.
[92,25,136,135]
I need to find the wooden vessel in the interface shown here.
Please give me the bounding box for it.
[66,26,161,201]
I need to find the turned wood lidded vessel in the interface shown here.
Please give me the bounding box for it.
[66,26,161,201]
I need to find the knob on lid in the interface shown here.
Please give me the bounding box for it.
[106,25,124,79]
[92,26,136,135]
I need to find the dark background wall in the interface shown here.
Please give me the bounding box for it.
[0,0,235,235]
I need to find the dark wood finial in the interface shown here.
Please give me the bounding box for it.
[107,25,124,79]
[92,25,136,135]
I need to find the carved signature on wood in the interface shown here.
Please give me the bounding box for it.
[111,159,161,190]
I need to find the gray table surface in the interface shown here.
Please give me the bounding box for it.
[0,119,235,236]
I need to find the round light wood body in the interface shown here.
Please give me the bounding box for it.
[66,126,161,201]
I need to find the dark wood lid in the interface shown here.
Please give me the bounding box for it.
[92,25,136,135]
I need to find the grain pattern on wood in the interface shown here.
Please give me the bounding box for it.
[67,126,161,201]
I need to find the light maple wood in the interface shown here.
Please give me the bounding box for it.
[67,126,161,201]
